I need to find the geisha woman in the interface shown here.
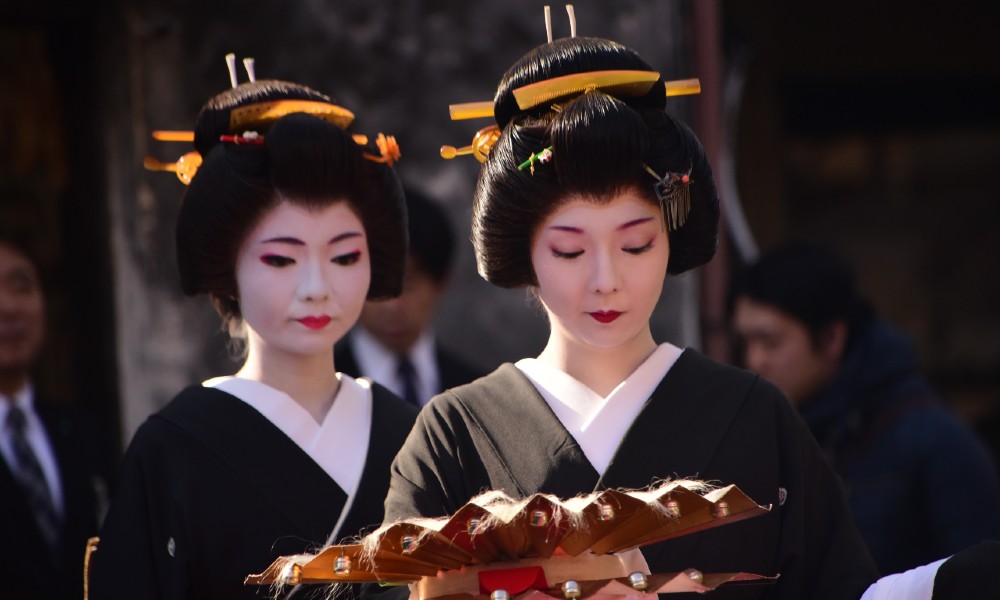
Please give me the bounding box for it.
[89,73,418,599]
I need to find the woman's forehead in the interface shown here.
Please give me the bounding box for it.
[542,191,660,231]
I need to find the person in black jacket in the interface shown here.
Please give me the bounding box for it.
[336,186,484,406]
[0,231,113,600]
[729,241,1000,575]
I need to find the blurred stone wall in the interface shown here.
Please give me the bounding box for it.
[103,0,707,440]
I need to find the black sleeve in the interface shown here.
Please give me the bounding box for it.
[383,393,479,523]
[89,422,187,600]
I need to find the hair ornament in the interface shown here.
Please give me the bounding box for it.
[143,152,203,185]
[544,5,553,44]
[645,164,693,230]
[517,146,554,175]
[242,57,256,83]
[145,56,401,184]
[219,131,264,145]
[441,73,698,163]
[363,133,402,166]
[544,5,576,44]
[440,125,501,162]
[225,53,238,88]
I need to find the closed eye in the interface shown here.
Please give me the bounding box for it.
[260,254,295,267]
[551,248,584,259]
[623,240,655,255]
[332,250,362,266]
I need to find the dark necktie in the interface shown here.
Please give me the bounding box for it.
[396,355,421,407]
[6,406,61,548]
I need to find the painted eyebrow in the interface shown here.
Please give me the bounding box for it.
[547,217,655,234]
[259,231,364,245]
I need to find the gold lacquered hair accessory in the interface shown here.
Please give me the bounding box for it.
[229,99,355,131]
[145,55,400,184]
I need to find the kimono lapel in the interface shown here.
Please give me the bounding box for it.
[463,364,600,499]
[597,350,754,490]
[338,383,419,541]
[158,386,347,544]
[595,351,758,571]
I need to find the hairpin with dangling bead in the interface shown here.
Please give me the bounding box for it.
[644,164,693,230]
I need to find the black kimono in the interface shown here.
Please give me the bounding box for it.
[90,382,417,600]
[385,350,879,600]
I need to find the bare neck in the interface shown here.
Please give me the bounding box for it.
[536,327,658,397]
[236,342,340,424]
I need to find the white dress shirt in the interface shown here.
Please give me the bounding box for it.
[349,326,439,406]
[515,343,684,475]
[0,382,65,516]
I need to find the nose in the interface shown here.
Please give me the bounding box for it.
[589,248,621,294]
[297,259,330,302]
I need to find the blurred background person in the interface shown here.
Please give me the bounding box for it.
[0,231,113,600]
[728,240,1000,575]
[336,186,486,407]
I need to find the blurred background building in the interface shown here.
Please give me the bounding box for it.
[1,0,998,453]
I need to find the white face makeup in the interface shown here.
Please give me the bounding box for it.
[234,200,370,362]
[530,190,670,354]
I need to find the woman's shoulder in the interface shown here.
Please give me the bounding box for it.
[432,363,526,401]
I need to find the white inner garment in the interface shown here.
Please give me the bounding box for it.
[515,343,683,474]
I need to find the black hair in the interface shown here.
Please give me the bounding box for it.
[472,37,720,288]
[727,241,873,349]
[175,80,407,332]
[403,186,454,284]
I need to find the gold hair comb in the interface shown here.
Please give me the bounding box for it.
[441,71,701,163]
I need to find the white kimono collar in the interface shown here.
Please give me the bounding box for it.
[202,375,372,499]
[515,343,683,475]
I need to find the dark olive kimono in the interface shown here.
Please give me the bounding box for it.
[385,351,879,600]
[90,383,417,600]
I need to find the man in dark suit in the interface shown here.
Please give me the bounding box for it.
[336,187,484,406]
[0,233,112,599]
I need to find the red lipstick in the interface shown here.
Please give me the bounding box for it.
[589,310,622,324]
[298,316,331,330]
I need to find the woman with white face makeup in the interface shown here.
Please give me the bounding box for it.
[90,80,417,600]
[380,37,883,600]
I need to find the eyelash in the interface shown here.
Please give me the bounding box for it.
[551,240,654,259]
[260,255,294,267]
[624,240,655,255]
[332,250,362,266]
[259,250,361,267]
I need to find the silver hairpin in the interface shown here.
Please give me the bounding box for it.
[243,57,256,83]
[544,6,554,43]
[566,5,576,38]
[225,53,238,88]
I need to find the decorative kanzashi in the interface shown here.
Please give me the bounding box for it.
[144,55,400,185]
[364,133,402,166]
[518,147,554,175]
[246,481,775,598]
[645,165,693,231]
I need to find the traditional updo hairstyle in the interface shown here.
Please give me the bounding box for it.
[175,80,407,336]
[473,37,720,288]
